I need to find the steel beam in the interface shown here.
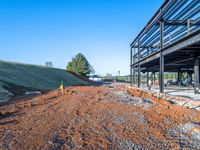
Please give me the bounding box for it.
[138,40,141,88]
[130,47,133,85]
[132,30,200,67]
[130,0,200,93]
[163,31,200,56]
[160,20,200,26]
[133,66,136,85]
[194,55,200,94]
[130,0,178,47]
[160,54,164,93]
[130,67,133,85]
[138,64,141,88]
[147,69,150,90]
[177,69,181,87]
[153,72,156,85]
[159,21,164,93]
[188,71,193,86]
[130,0,200,59]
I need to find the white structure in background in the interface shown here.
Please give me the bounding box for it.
[25,91,41,95]
[89,75,102,81]
[45,61,53,68]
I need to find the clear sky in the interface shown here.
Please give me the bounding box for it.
[0,0,163,75]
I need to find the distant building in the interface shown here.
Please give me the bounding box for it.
[45,61,53,68]
[89,75,102,81]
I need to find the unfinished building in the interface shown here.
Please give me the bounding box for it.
[130,0,200,94]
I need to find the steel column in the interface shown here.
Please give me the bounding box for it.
[133,47,136,85]
[160,54,164,93]
[130,47,133,85]
[189,72,193,86]
[138,66,141,87]
[133,66,136,85]
[153,72,156,84]
[177,69,181,87]
[138,40,141,88]
[159,21,164,93]
[147,69,150,90]
[194,55,200,94]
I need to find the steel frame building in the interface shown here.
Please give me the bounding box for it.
[130,0,200,94]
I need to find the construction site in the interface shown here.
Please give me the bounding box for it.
[0,0,200,149]
[130,0,200,97]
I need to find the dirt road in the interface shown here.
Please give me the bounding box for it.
[0,84,200,149]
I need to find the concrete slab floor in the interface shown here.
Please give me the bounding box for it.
[164,87,200,101]
[149,86,200,101]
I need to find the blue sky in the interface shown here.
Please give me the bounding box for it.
[0,0,163,75]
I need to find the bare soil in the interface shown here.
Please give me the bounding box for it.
[0,84,200,150]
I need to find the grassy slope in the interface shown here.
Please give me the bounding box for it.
[0,60,87,102]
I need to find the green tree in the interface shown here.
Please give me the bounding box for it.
[66,53,94,77]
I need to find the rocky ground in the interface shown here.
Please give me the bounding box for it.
[0,84,200,150]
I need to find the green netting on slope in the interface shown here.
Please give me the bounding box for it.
[0,82,14,102]
[0,60,87,92]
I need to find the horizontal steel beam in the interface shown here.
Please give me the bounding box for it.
[131,29,200,66]
[130,0,200,48]
[163,30,200,56]
[155,20,200,26]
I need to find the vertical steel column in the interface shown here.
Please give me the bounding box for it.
[189,72,193,86]
[148,47,150,55]
[138,40,141,88]
[177,69,181,87]
[132,66,134,85]
[133,47,136,85]
[194,55,200,94]
[147,69,150,90]
[130,47,133,86]
[159,21,164,93]
[153,72,156,84]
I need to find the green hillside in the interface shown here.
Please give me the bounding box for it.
[0,61,88,102]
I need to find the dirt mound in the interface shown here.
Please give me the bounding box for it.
[0,85,200,149]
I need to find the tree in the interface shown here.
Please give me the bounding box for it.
[66,53,94,77]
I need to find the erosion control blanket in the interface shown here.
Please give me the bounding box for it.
[0,60,88,102]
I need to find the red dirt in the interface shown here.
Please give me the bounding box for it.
[0,85,200,149]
